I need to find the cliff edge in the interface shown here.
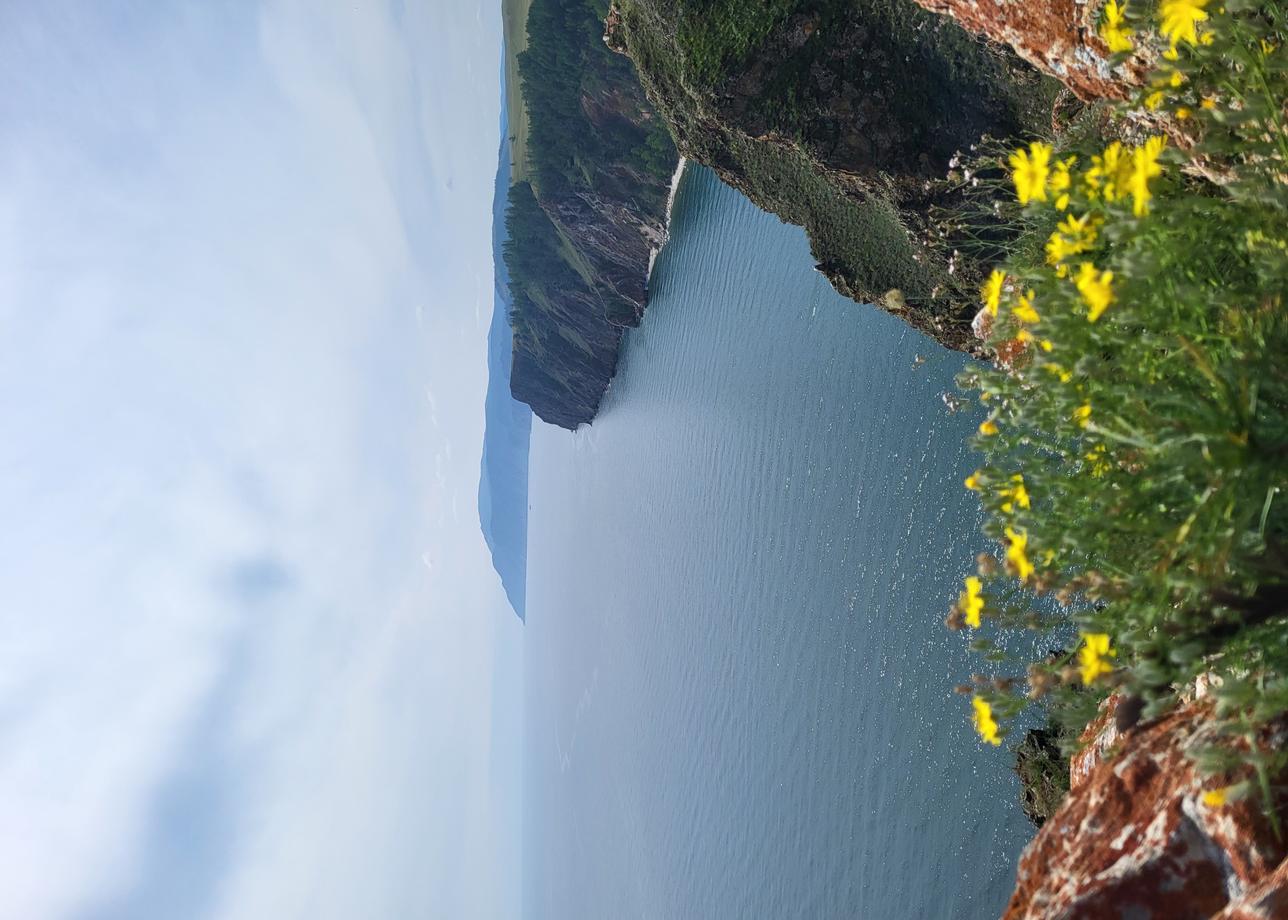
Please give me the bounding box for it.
[606,0,1060,351]
[503,0,678,429]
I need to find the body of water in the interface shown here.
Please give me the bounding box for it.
[524,166,1032,918]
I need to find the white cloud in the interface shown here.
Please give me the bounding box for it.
[0,2,519,917]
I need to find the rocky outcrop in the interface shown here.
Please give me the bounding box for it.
[908,0,1151,102]
[1004,697,1288,920]
[610,0,1060,352]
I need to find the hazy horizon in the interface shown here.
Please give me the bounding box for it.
[0,2,522,917]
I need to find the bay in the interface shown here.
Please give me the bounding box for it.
[524,165,1032,919]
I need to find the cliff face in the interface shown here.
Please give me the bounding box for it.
[908,0,1151,102]
[608,0,1059,351]
[504,0,678,429]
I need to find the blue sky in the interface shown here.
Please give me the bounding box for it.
[0,2,521,917]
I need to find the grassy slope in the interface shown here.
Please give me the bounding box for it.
[503,0,534,183]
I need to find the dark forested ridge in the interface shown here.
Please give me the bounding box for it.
[607,0,1059,351]
[503,0,678,429]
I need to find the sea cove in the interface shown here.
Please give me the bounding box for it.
[524,167,1034,918]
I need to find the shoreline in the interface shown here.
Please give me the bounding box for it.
[647,156,688,280]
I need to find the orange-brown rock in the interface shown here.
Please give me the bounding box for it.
[1003,701,1287,920]
[908,0,1151,102]
[1068,694,1121,791]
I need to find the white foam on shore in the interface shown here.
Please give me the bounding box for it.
[647,156,688,280]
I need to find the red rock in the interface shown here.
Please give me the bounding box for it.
[1003,702,1287,920]
[1069,694,1121,791]
[908,0,1152,102]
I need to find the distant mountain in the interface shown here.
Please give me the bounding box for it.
[479,109,532,622]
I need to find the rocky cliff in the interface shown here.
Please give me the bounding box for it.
[1005,695,1288,920]
[607,0,1060,351]
[907,0,1151,102]
[504,0,677,429]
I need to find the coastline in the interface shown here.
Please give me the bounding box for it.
[647,155,688,280]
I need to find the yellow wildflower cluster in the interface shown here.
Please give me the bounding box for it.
[999,474,1031,514]
[972,696,1002,745]
[1049,156,1076,210]
[1085,443,1111,477]
[1046,213,1100,274]
[1077,632,1116,684]
[1018,137,1165,220]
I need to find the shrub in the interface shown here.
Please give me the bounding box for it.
[954,0,1288,811]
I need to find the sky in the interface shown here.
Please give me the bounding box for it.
[0,2,522,918]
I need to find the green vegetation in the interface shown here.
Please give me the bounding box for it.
[612,0,1060,345]
[1014,720,1074,827]
[503,0,533,182]
[502,0,679,426]
[520,0,675,200]
[953,0,1288,815]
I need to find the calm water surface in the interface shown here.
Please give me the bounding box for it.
[524,167,1033,919]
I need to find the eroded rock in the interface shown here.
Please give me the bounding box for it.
[908,0,1152,102]
[1004,700,1288,920]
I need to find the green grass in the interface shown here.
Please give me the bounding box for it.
[503,0,534,183]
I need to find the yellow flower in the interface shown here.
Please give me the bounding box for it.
[1047,212,1100,269]
[1086,142,1130,201]
[1077,632,1116,684]
[1049,156,1076,210]
[979,419,999,437]
[1044,362,1073,383]
[1168,69,1185,88]
[1176,107,1192,119]
[1201,97,1216,109]
[1202,786,1234,807]
[1145,90,1165,111]
[1085,443,1110,477]
[1074,403,1093,428]
[960,576,986,628]
[972,696,1002,746]
[1009,141,1052,205]
[1159,0,1209,47]
[1013,291,1040,325]
[981,269,1005,318]
[964,470,983,491]
[1100,0,1135,52]
[1130,136,1166,217]
[1005,526,1035,581]
[1000,474,1031,514]
[1039,339,1054,352]
[1075,262,1115,322]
